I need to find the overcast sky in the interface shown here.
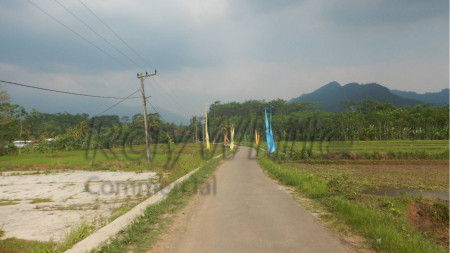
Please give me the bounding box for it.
[0,0,448,119]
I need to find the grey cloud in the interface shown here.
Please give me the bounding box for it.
[0,0,27,9]
[324,0,448,27]
[230,0,304,14]
[0,0,199,74]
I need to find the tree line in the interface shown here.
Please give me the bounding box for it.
[206,99,449,143]
[1,87,448,155]
[0,89,193,155]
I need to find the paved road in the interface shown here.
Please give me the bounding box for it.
[154,147,351,253]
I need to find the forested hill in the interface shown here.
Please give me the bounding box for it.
[390,88,449,106]
[288,82,424,112]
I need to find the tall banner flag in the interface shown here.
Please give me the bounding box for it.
[265,107,276,153]
[255,129,260,145]
[205,104,210,149]
[269,105,275,152]
[230,124,235,150]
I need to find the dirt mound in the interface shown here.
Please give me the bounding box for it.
[406,200,449,249]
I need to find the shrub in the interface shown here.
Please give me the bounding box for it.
[327,174,359,197]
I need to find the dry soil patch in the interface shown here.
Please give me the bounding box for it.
[0,170,158,242]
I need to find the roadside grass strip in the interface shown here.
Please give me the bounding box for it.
[258,155,447,253]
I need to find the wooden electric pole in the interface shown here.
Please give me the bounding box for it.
[137,70,157,163]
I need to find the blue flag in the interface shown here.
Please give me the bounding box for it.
[265,107,276,153]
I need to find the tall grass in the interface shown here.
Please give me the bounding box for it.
[61,222,94,251]
[327,196,446,253]
[259,157,327,198]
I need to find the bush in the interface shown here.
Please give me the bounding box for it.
[4,143,18,155]
[35,140,55,153]
[327,174,359,197]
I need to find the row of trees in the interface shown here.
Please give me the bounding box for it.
[1,87,448,155]
[0,89,194,155]
[205,99,449,142]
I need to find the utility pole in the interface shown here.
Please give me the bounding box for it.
[137,70,157,164]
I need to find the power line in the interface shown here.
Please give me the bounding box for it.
[77,0,195,117]
[77,0,156,71]
[0,80,140,99]
[32,0,196,120]
[152,76,193,116]
[94,89,141,117]
[148,100,168,123]
[27,0,133,70]
[54,0,144,70]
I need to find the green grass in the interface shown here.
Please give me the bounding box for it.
[0,201,18,206]
[0,144,226,171]
[270,140,449,160]
[325,140,447,154]
[258,155,447,253]
[276,140,448,153]
[0,238,58,253]
[0,221,101,252]
[0,199,20,206]
[325,196,444,253]
[30,198,52,204]
[60,221,95,251]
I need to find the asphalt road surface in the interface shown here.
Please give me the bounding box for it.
[152,147,352,253]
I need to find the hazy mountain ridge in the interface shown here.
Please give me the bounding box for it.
[390,89,449,106]
[288,82,447,112]
[9,91,190,125]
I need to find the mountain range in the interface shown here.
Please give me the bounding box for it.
[288,81,449,112]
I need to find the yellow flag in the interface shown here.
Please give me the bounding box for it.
[230,124,235,150]
[255,129,260,145]
[205,104,210,149]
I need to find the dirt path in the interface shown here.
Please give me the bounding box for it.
[150,147,352,253]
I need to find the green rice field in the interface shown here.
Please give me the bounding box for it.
[0,143,225,170]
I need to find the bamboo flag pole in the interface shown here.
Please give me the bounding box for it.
[230,124,235,150]
[205,103,210,149]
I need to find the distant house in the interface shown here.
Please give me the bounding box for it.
[13,140,32,148]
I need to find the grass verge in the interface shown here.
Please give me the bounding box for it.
[0,238,58,253]
[258,154,447,253]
